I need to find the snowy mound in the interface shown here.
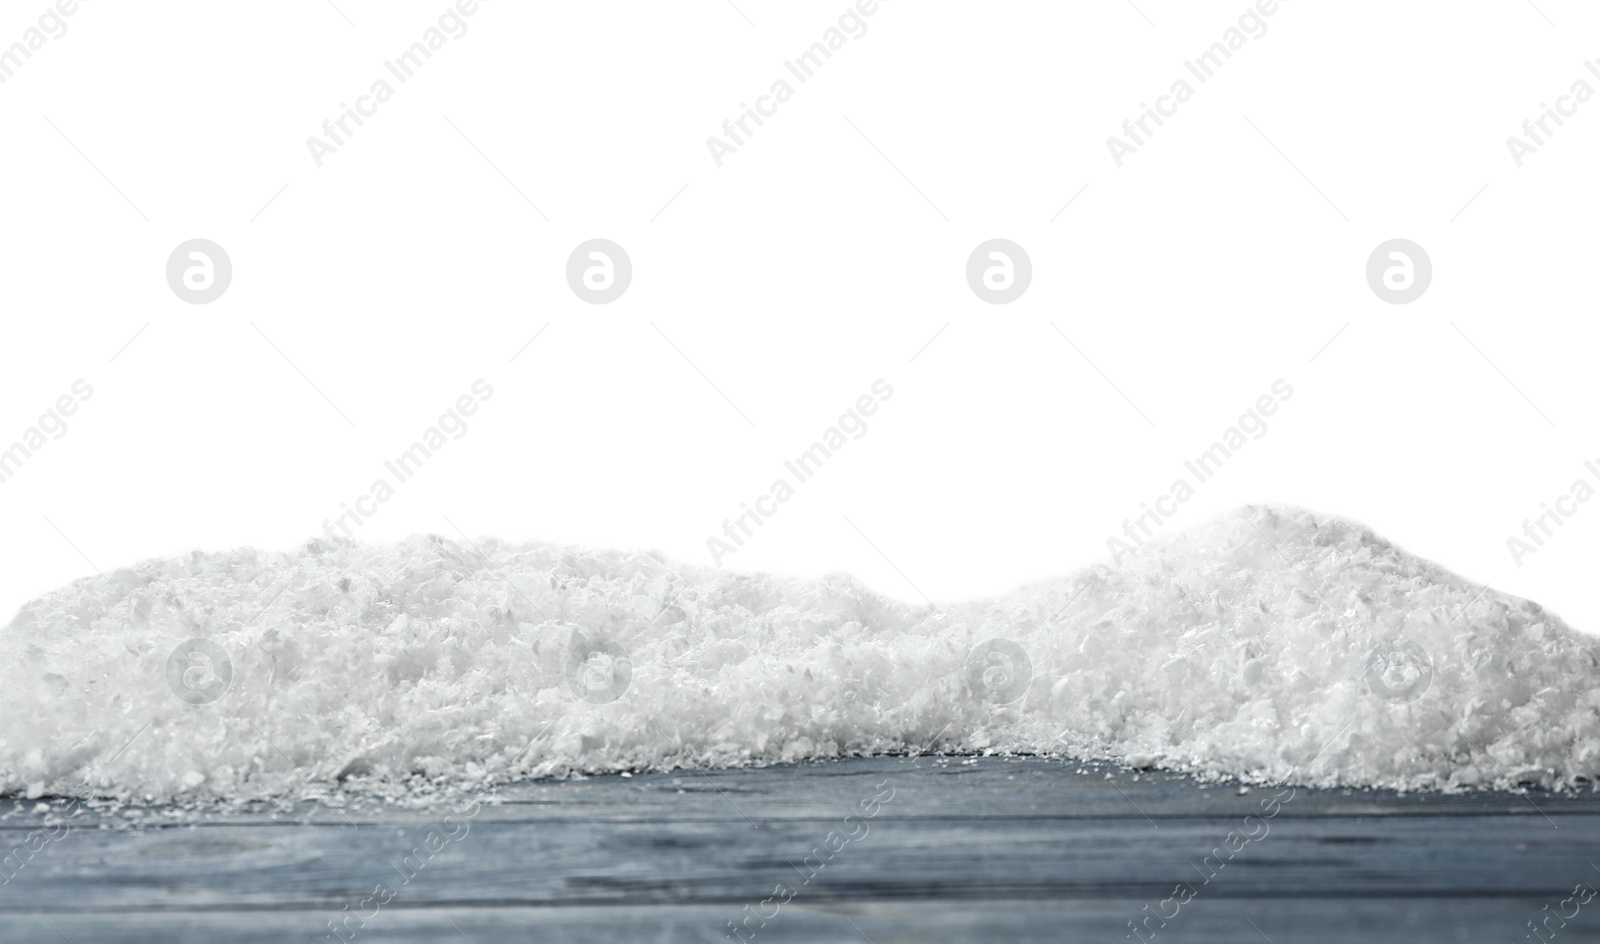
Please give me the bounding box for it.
[3,506,1598,805]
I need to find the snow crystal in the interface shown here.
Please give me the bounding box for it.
[3,505,1597,807]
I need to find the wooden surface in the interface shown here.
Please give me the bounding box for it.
[4,755,1600,942]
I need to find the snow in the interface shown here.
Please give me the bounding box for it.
[3,505,1597,807]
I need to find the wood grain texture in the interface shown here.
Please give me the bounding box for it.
[3,756,1598,943]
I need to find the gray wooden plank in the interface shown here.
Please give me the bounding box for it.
[2,811,1596,907]
[2,756,1598,942]
[6,898,1600,944]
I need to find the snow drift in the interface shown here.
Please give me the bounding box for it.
[3,505,1597,805]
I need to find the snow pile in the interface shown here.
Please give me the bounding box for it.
[3,505,1597,805]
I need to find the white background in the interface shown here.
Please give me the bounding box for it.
[2,0,1596,633]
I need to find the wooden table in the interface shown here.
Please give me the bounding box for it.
[4,755,1598,942]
